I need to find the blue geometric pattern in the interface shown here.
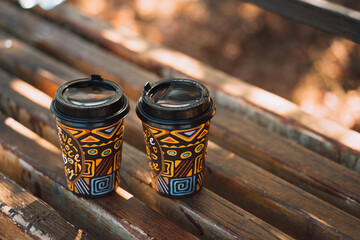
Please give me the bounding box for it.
[169,176,196,196]
[91,173,115,196]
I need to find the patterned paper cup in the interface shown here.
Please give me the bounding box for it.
[50,74,129,198]
[136,79,216,198]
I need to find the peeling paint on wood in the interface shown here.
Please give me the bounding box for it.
[1,204,51,240]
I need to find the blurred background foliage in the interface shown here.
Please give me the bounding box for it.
[68,0,360,131]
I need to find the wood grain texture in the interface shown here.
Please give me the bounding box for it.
[0,117,197,239]
[24,0,360,171]
[0,172,92,239]
[211,108,360,216]
[204,141,360,239]
[0,212,36,240]
[0,70,58,146]
[0,25,359,223]
[1,72,360,239]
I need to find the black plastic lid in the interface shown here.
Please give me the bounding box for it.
[50,74,129,123]
[136,78,216,129]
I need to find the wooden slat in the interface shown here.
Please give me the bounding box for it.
[0,20,359,223]
[0,172,93,239]
[0,70,58,145]
[244,0,360,43]
[22,0,360,171]
[1,68,360,239]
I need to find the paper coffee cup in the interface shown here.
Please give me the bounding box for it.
[50,74,129,197]
[136,79,215,198]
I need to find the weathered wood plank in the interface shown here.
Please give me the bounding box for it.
[0,172,93,239]
[0,24,360,225]
[0,116,198,240]
[0,115,293,240]
[23,0,360,171]
[0,71,58,146]
[0,212,36,240]
[243,0,360,43]
[1,71,360,239]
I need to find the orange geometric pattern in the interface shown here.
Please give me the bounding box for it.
[81,136,100,143]
[56,119,124,197]
[91,121,121,139]
[160,136,179,144]
[143,121,210,197]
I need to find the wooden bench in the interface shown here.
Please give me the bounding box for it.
[0,1,359,239]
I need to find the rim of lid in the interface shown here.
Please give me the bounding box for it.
[136,78,215,129]
[51,75,129,122]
